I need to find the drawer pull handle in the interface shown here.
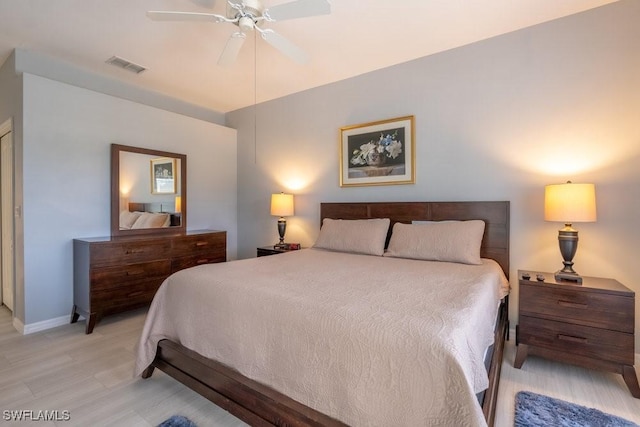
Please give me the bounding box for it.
[196,259,210,264]
[125,249,145,254]
[195,242,209,247]
[558,300,588,309]
[558,334,587,344]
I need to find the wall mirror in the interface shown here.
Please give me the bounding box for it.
[111,144,187,237]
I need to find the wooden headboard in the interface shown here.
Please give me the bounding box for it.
[128,202,169,213]
[320,201,510,279]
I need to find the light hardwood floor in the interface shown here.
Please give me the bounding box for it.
[495,329,640,426]
[0,307,247,427]
[0,306,639,426]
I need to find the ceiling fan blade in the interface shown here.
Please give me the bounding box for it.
[218,32,246,67]
[264,0,331,22]
[260,29,309,64]
[146,11,229,23]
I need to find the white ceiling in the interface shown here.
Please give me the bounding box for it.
[0,0,618,113]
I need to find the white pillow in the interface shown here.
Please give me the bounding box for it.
[119,210,142,230]
[313,218,390,256]
[384,220,485,265]
[131,212,170,229]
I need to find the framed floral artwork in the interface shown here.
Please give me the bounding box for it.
[340,115,415,187]
[150,157,176,194]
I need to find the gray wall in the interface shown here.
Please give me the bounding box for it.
[227,0,640,348]
[17,72,237,328]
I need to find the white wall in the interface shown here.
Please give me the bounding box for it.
[21,73,237,327]
[227,0,640,348]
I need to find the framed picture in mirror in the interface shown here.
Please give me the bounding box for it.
[151,157,176,194]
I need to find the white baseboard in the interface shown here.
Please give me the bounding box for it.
[14,315,70,335]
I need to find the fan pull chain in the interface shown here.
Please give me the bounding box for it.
[253,30,257,164]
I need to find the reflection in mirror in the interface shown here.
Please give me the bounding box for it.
[111,144,187,237]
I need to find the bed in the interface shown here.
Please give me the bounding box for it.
[136,201,510,426]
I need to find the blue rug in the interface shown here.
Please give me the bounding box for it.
[157,415,197,427]
[515,391,638,427]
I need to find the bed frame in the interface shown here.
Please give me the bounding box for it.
[142,201,510,426]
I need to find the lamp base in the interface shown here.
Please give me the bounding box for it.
[555,224,582,284]
[554,270,583,284]
[274,217,287,250]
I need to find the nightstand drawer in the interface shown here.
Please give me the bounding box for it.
[257,246,302,257]
[520,283,634,333]
[519,316,634,365]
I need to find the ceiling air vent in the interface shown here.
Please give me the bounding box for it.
[105,56,147,74]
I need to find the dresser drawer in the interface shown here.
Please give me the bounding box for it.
[171,254,225,272]
[520,283,634,333]
[91,239,172,265]
[172,232,226,258]
[92,277,164,312]
[91,260,171,291]
[519,315,634,365]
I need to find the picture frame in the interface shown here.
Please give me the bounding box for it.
[340,115,415,187]
[150,157,176,194]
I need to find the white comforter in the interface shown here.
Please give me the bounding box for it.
[135,248,509,427]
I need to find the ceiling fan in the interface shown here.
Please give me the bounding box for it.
[147,0,331,66]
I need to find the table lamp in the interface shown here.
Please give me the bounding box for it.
[270,193,294,249]
[544,181,597,283]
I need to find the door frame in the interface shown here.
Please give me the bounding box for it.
[0,118,15,313]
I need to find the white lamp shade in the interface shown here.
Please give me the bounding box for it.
[175,196,181,213]
[270,193,294,217]
[544,182,597,223]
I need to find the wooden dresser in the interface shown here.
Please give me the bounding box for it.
[515,270,639,398]
[72,230,226,334]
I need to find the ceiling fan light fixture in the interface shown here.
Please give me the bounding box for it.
[238,15,255,31]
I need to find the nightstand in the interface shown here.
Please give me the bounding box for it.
[256,246,301,257]
[515,270,640,398]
